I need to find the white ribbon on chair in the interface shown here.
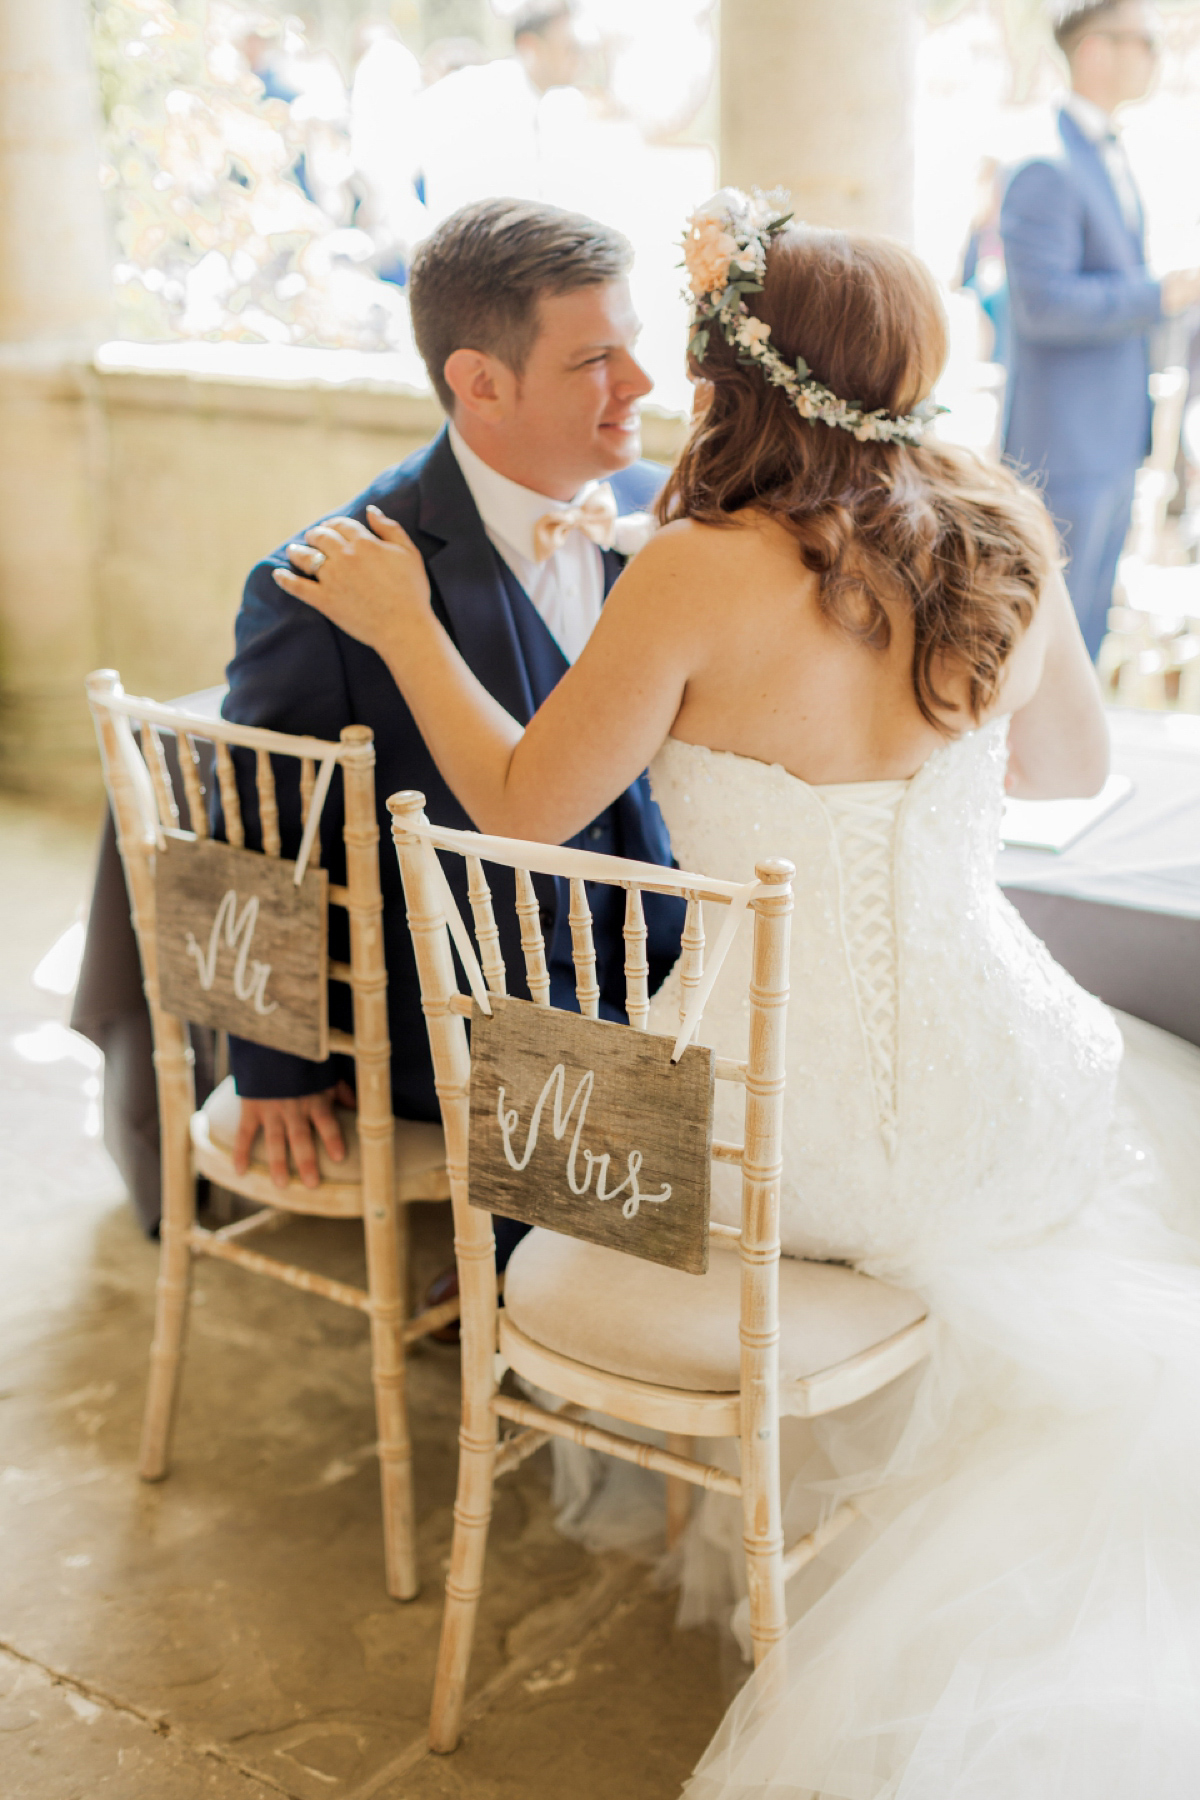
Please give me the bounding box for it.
[114,712,166,851]
[670,879,760,1064]
[293,753,338,887]
[422,838,494,1017]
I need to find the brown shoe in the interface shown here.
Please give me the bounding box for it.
[422,1262,460,1344]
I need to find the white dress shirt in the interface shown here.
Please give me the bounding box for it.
[448,422,604,664]
[1062,91,1143,236]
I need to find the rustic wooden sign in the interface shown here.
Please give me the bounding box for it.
[155,832,329,1060]
[468,996,715,1275]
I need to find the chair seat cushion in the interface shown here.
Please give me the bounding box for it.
[504,1228,927,1395]
[201,1075,447,1198]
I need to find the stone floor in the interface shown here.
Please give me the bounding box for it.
[0,791,730,1799]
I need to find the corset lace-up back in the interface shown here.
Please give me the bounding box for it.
[813,781,905,1154]
[646,724,1123,1274]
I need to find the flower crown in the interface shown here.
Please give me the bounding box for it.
[681,188,943,447]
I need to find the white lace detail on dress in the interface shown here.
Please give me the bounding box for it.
[646,725,1125,1270]
[813,782,906,1154]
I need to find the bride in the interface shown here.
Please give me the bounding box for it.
[275,192,1200,1798]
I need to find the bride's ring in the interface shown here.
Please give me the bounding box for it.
[309,549,326,573]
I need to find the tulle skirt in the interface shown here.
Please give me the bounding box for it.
[541,1015,1200,1799]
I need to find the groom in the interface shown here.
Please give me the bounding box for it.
[219,198,683,1246]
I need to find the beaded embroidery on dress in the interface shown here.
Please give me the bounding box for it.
[635,722,1200,1800]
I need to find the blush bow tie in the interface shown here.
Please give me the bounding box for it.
[532,481,619,563]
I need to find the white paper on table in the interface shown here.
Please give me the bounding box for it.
[1000,774,1135,853]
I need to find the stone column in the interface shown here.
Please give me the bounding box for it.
[0,0,111,796]
[720,0,916,242]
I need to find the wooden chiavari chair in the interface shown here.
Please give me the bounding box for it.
[388,789,932,1752]
[86,670,454,1600]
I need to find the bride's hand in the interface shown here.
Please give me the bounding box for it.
[272,504,430,655]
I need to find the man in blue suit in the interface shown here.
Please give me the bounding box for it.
[1001,0,1200,658]
[219,199,683,1258]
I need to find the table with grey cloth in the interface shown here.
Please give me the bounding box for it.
[72,705,1200,1236]
[999,710,1200,1049]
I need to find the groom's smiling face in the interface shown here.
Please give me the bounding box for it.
[446,278,653,500]
[520,280,653,487]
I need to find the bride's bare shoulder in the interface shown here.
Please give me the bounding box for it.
[631,510,798,586]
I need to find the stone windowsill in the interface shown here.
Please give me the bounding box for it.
[0,336,692,459]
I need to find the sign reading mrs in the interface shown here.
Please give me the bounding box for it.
[468,996,714,1275]
[497,1064,670,1219]
[154,832,329,1061]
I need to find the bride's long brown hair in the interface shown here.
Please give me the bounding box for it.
[658,226,1054,728]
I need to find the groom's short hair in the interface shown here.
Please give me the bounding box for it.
[409,199,632,412]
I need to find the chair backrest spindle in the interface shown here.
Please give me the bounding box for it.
[179,732,208,839]
[300,756,323,870]
[623,886,650,1029]
[679,894,705,1027]
[466,856,507,997]
[215,742,244,848]
[568,876,600,1019]
[256,749,282,858]
[146,725,180,832]
[514,867,550,1007]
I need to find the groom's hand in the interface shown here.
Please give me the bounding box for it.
[273,506,430,656]
[233,1083,355,1189]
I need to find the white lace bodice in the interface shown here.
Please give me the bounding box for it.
[647,723,1124,1278]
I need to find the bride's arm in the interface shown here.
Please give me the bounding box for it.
[1003,568,1109,800]
[274,508,696,842]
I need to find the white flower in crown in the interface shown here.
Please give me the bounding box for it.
[691,187,754,226]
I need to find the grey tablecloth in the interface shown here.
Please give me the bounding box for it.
[999,710,1200,1048]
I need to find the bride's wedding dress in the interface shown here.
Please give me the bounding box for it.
[637,719,1200,1798]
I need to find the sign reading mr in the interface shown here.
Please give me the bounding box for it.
[155,833,329,1060]
[468,996,715,1275]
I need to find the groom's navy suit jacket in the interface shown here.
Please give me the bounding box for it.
[219,427,683,1120]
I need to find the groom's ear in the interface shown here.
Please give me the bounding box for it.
[443,348,515,425]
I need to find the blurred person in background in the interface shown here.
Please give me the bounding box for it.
[230,10,352,223]
[349,15,425,283]
[410,1,589,230]
[1001,0,1200,659]
[957,157,1011,372]
[419,37,489,88]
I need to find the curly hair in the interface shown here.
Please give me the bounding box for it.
[658,226,1054,729]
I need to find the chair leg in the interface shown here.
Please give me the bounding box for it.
[742,1434,787,1670]
[665,1433,693,1549]
[138,1046,196,1482]
[429,1423,496,1754]
[371,1313,418,1601]
[364,1191,418,1601]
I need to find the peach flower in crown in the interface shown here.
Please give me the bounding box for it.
[683,218,742,297]
[681,187,773,297]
